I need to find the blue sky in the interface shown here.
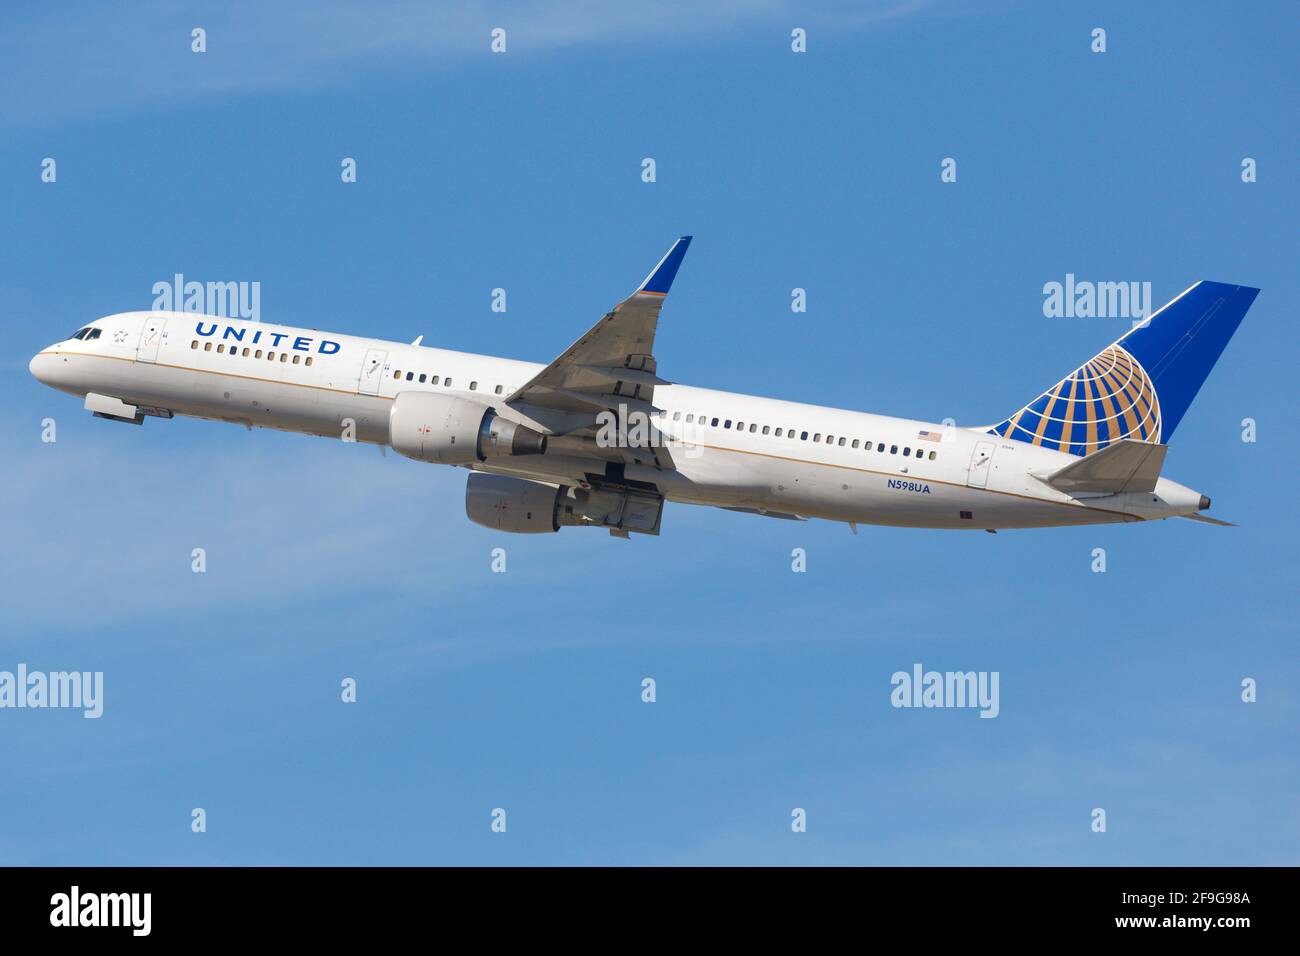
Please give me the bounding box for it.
[1,0,1296,864]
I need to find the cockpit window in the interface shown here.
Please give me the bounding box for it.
[68,327,101,341]
[86,328,102,340]
[70,328,89,340]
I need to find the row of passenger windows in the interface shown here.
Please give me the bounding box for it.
[191,340,315,366]
[184,336,935,462]
[391,368,505,395]
[667,411,939,461]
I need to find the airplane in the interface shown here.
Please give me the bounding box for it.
[29,237,1258,538]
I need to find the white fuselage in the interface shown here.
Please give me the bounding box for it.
[29,312,1208,531]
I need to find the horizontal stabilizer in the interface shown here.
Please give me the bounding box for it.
[1035,439,1167,494]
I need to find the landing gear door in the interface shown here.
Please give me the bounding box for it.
[358,348,388,395]
[966,440,996,489]
[136,316,167,363]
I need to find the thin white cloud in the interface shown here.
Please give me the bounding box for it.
[1,0,933,127]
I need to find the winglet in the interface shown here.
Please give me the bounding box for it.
[636,236,692,295]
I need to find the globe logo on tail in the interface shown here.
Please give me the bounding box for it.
[990,345,1161,456]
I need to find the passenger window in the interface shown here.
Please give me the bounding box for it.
[903,447,910,456]
[686,414,694,423]
[838,437,846,446]
[293,354,301,364]
[929,451,936,460]
[749,424,757,433]
[431,376,439,385]
[394,370,401,379]
[445,378,453,387]
[801,431,809,440]
[762,426,769,435]
[418,373,426,383]
[724,420,732,429]
[281,353,288,362]
[406,372,414,381]
[877,443,885,452]
[774,428,782,437]
[268,352,276,361]
[673,412,682,421]
[890,445,898,454]
[736,421,744,430]
[204,342,213,351]
[813,433,820,442]
[190,341,198,349]
[851,439,859,448]
[217,344,225,353]
[470,381,478,391]
[242,347,250,356]
[255,349,263,359]
[305,357,313,366]
[711,417,719,427]
[495,385,503,395]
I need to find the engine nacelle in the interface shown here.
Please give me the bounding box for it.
[390,392,547,465]
[465,473,562,533]
[466,473,665,536]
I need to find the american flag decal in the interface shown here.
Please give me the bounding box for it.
[917,430,944,442]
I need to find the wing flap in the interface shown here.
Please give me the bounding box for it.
[1180,513,1237,527]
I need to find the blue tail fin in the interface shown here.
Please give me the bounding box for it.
[989,281,1259,456]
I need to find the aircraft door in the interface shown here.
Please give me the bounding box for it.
[966,440,996,489]
[358,348,388,395]
[136,316,168,363]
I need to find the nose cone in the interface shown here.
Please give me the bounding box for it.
[29,351,51,384]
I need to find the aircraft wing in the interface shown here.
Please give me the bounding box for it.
[505,237,691,448]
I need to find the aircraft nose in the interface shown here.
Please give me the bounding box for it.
[29,351,50,383]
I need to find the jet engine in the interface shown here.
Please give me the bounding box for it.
[389,392,547,465]
[465,473,562,533]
